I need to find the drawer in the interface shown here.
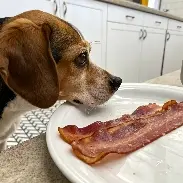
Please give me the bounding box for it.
[168,19,183,31]
[108,4,144,26]
[143,13,168,29]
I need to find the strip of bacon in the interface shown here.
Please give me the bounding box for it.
[58,103,161,143]
[71,100,182,164]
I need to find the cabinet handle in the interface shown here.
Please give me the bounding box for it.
[63,1,67,17]
[90,41,101,44]
[53,0,58,15]
[143,30,147,40]
[163,9,169,12]
[177,26,182,29]
[166,32,170,41]
[139,29,144,39]
[126,15,135,19]
[155,21,161,24]
[46,0,58,15]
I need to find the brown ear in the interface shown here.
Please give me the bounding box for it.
[0,18,59,108]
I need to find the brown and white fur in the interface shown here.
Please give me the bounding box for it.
[0,10,122,152]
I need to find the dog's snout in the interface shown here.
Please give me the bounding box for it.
[109,76,122,91]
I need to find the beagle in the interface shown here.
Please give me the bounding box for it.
[0,10,122,151]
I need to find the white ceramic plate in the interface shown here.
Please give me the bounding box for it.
[46,83,183,183]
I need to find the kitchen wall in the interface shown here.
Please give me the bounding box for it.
[160,0,183,18]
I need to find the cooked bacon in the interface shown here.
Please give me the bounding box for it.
[71,100,183,164]
[58,103,161,143]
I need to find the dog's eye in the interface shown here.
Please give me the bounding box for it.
[75,52,88,67]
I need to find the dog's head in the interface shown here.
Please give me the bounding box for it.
[0,10,122,108]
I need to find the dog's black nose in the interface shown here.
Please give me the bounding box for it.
[109,76,122,91]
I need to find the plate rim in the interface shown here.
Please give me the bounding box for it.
[46,83,183,183]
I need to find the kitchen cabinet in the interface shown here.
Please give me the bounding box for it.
[106,22,142,83]
[0,0,57,17]
[106,23,166,83]
[59,0,107,68]
[139,28,166,82]
[106,4,167,82]
[162,30,183,74]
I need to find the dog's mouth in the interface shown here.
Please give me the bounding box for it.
[73,99,83,104]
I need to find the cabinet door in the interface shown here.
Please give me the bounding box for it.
[106,22,142,83]
[139,28,166,82]
[59,0,107,68]
[0,0,56,17]
[163,30,183,75]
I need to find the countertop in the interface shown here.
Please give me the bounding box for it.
[99,0,183,22]
[0,70,182,183]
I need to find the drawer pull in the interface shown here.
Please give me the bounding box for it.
[126,15,135,19]
[163,9,169,12]
[177,26,182,29]
[94,41,100,43]
[90,41,101,44]
[155,21,161,24]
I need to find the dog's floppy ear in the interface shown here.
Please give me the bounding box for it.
[0,18,59,108]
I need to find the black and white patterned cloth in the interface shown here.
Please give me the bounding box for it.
[7,101,63,148]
